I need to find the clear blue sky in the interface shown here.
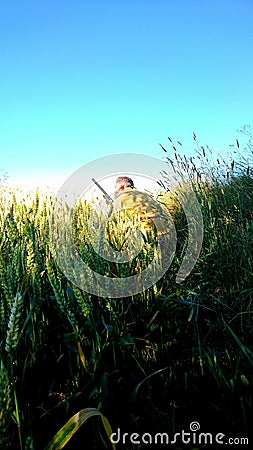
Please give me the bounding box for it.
[0,0,252,188]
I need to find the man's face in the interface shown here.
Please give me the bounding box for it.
[115,181,124,193]
[114,181,122,197]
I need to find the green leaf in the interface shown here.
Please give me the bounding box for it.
[131,367,168,404]
[223,319,253,367]
[45,408,116,450]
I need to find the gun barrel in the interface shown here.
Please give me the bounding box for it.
[91,178,113,203]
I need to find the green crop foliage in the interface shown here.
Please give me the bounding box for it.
[0,129,252,449]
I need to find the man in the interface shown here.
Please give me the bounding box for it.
[112,176,173,293]
[114,176,170,235]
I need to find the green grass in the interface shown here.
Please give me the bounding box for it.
[0,130,253,449]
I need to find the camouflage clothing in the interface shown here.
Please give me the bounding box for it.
[114,187,170,235]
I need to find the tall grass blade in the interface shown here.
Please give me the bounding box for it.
[223,319,253,367]
[131,367,168,403]
[45,408,115,450]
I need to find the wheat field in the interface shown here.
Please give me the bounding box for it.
[0,134,253,449]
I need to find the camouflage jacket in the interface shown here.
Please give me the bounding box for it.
[114,187,170,233]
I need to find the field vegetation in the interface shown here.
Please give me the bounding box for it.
[0,127,253,449]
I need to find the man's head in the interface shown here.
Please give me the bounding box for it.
[115,176,134,197]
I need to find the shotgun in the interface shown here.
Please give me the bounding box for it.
[91,178,113,203]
